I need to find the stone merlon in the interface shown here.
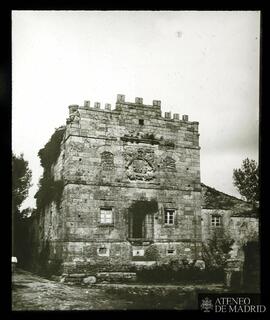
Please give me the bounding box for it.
[73,94,195,125]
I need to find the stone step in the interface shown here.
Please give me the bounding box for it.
[131,261,156,267]
[67,273,87,278]
[96,272,137,283]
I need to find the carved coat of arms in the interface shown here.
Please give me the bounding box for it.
[123,148,156,181]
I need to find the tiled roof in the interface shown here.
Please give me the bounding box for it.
[230,209,259,218]
[201,183,253,212]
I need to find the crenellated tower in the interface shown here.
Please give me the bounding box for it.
[35,94,202,275]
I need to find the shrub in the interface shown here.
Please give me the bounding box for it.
[202,229,234,269]
[132,261,224,283]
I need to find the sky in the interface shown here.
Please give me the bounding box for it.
[12,11,260,209]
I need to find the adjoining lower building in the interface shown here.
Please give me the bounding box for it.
[201,183,259,290]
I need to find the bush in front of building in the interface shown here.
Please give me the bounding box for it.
[131,259,224,283]
[202,229,234,270]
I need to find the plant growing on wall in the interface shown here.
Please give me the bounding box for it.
[35,127,66,211]
[35,176,64,210]
[38,127,66,173]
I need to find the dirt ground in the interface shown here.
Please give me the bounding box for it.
[12,269,227,310]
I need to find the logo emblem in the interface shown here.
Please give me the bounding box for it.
[200,297,213,312]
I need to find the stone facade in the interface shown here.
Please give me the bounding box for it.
[201,184,258,246]
[200,184,259,289]
[33,95,203,275]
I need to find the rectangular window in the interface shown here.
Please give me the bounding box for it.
[97,247,108,255]
[211,216,221,227]
[100,208,113,224]
[164,209,175,225]
[139,119,144,125]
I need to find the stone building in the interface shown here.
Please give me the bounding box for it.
[201,183,259,289]
[32,94,203,275]
[201,183,258,251]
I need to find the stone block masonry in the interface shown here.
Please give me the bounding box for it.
[34,94,202,275]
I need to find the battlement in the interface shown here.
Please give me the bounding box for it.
[68,94,197,124]
[115,94,161,109]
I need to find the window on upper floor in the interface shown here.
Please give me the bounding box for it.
[100,208,113,224]
[139,119,144,125]
[164,209,175,225]
[211,216,221,227]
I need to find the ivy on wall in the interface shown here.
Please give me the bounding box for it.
[35,127,66,211]
[35,177,64,211]
[38,128,66,172]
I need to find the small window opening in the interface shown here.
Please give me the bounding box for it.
[98,247,107,255]
[139,119,144,125]
[100,208,113,224]
[164,209,175,225]
[211,216,221,227]
[167,249,175,254]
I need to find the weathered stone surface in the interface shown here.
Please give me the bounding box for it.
[82,276,97,284]
[27,93,259,293]
[30,94,203,274]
